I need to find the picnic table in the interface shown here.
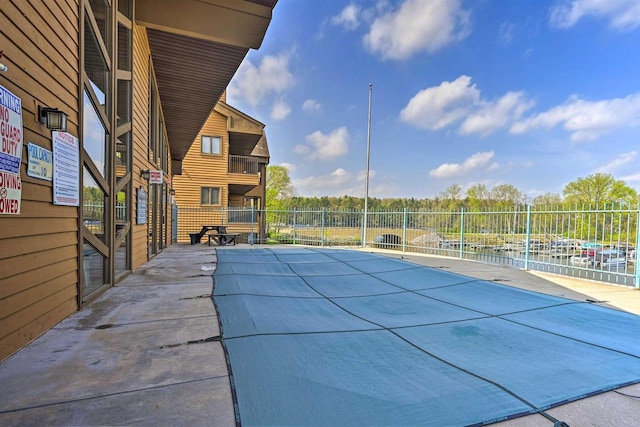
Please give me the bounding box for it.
[208,231,239,246]
[188,225,239,246]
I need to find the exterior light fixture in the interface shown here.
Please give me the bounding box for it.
[140,169,150,180]
[169,188,176,195]
[0,50,7,72]
[38,106,68,132]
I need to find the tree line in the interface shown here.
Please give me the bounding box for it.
[266,165,639,212]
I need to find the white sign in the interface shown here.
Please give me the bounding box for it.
[0,171,21,214]
[0,85,23,175]
[149,169,163,184]
[53,131,80,206]
[27,143,53,181]
[137,187,147,224]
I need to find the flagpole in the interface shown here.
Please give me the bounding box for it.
[363,83,372,247]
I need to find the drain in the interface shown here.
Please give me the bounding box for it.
[160,336,221,349]
[179,294,211,300]
[95,324,115,330]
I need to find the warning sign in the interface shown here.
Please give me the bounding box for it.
[0,86,23,215]
[0,170,22,214]
[0,85,23,175]
[149,169,163,184]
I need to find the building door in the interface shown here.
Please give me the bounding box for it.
[147,182,165,257]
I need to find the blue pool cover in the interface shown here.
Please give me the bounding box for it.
[213,248,640,426]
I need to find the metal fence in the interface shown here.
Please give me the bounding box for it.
[177,205,640,287]
[176,206,262,244]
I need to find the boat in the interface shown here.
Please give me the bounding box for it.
[594,249,627,270]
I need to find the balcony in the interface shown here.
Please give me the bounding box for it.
[229,155,259,175]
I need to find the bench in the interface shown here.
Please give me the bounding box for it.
[189,225,226,245]
[208,233,240,246]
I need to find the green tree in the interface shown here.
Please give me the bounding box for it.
[465,184,490,210]
[531,192,563,207]
[563,173,637,207]
[266,165,296,210]
[491,184,523,207]
[437,183,463,210]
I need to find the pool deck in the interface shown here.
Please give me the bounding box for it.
[0,243,638,426]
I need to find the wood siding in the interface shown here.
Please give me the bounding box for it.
[173,110,230,207]
[173,105,267,240]
[0,0,80,361]
[131,24,152,270]
[131,24,173,270]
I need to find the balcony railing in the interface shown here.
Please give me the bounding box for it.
[229,155,259,175]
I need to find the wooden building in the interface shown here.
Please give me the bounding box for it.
[172,94,270,242]
[0,0,277,361]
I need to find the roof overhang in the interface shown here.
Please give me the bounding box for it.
[136,0,277,174]
[228,131,263,156]
[229,183,257,196]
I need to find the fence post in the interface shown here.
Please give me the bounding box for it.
[321,208,326,247]
[249,205,255,245]
[524,204,531,270]
[293,208,297,245]
[402,208,407,253]
[633,203,640,289]
[361,209,366,247]
[459,208,465,260]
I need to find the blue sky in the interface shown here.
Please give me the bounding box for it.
[228,0,640,200]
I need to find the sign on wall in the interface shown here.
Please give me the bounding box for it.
[0,171,21,214]
[52,131,80,206]
[0,85,23,215]
[137,186,147,224]
[27,143,53,181]
[0,85,23,175]
[149,169,163,184]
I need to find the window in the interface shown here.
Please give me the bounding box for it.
[202,136,221,155]
[201,187,220,205]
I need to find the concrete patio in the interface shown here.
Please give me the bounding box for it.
[0,243,638,426]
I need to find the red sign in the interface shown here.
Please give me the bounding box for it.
[0,170,21,214]
[149,170,163,184]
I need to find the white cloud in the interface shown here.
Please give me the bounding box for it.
[363,0,470,60]
[550,0,640,30]
[293,145,310,156]
[593,151,637,174]
[270,99,291,120]
[401,76,535,136]
[357,169,376,182]
[295,168,356,195]
[228,52,294,107]
[294,168,387,197]
[429,151,496,179]
[302,99,322,113]
[460,91,534,136]
[621,172,640,182]
[400,75,480,130]
[511,93,640,141]
[498,21,515,44]
[279,162,296,173]
[331,4,361,30]
[294,127,349,160]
